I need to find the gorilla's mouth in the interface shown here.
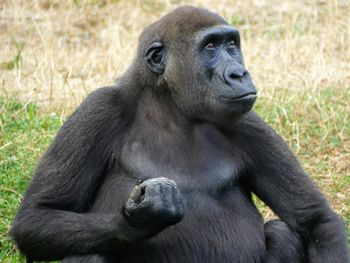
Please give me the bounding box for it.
[219,92,257,102]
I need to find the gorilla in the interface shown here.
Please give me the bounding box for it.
[11,6,349,263]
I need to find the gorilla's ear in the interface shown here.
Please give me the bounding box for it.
[145,42,167,74]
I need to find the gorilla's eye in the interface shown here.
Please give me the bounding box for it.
[228,40,236,48]
[205,42,215,50]
[152,51,162,64]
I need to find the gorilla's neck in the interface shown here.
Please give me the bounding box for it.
[135,87,194,132]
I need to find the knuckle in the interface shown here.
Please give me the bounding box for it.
[168,207,184,222]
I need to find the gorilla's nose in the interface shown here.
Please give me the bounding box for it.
[224,63,247,85]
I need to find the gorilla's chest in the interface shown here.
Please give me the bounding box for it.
[120,123,242,195]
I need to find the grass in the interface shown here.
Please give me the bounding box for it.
[0,99,63,261]
[0,0,349,261]
[254,87,350,227]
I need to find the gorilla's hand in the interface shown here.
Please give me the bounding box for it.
[124,177,184,233]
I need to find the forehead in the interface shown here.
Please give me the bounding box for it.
[194,25,239,42]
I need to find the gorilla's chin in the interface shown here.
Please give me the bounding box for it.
[216,94,257,118]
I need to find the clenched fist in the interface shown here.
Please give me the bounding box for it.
[124,177,184,231]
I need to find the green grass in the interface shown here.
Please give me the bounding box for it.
[0,89,349,261]
[0,98,62,262]
[254,87,350,244]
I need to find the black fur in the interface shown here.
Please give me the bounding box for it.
[11,6,349,263]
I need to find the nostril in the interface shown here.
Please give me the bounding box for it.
[228,70,246,79]
[229,73,239,79]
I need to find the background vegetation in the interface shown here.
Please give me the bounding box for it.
[1,0,349,261]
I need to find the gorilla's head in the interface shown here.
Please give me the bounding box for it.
[136,6,256,122]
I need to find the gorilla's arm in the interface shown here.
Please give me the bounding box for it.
[11,88,125,260]
[11,88,138,261]
[237,112,349,263]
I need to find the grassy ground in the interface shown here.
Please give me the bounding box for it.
[0,99,63,261]
[0,0,349,261]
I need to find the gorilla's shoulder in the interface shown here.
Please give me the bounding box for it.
[80,86,131,110]
[236,111,267,129]
[233,111,278,140]
[60,85,134,136]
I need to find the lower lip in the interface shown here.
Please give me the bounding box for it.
[219,94,257,102]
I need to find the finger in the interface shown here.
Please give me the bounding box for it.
[128,185,142,202]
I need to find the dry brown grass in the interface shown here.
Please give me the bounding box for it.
[1,0,349,110]
[1,0,349,245]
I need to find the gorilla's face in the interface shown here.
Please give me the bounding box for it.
[145,24,257,122]
[195,25,257,115]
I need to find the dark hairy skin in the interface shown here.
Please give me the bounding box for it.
[11,6,349,263]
